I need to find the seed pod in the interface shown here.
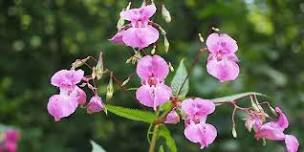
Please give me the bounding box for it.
[161,4,171,23]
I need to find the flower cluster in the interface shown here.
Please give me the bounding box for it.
[0,129,20,152]
[136,55,172,110]
[48,69,104,121]
[45,2,300,152]
[181,98,217,149]
[110,4,159,49]
[206,33,239,82]
[248,107,299,152]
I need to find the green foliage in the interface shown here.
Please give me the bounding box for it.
[171,59,189,99]
[158,125,177,152]
[0,0,303,151]
[91,140,106,152]
[106,104,156,123]
[211,92,266,103]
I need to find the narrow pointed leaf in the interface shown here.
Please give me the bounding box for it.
[106,104,156,123]
[171,59,189,98]
[91,140,106,152]
[158,125,177,152]
[211,92,267,103]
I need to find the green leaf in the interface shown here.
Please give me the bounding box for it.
[158,145,165,152]
[91,140,106,152]
[171,59,189,98]
[158,125,177,152]
[106,104,156,123]
[211,92,267,103]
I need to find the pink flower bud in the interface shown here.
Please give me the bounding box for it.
[165,110,180,124]
[87,96,104,114]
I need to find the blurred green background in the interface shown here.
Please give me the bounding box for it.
[0,0,303,151]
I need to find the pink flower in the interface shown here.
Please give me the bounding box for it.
[181,98,217,149]
[135,55,172,110]
[184,121,217,149]
[110,5,159,49]
[181,98,215,123]
[48,69,87,121]
[136,83,171,110]
[205,33,239,82]
[165,110,180,124]
[51,69,84,88]
[47,94,79,121]
[0,129,20,152]
[254,107,299,152]
[87,96,104,114]
[136,55,169,82]
[4,130,20,143]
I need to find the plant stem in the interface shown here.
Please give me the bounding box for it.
[177,48,207,95]
[148,124,160,152]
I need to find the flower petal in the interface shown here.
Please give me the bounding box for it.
[109,30,126,45]
[136,84,171,109]
[136,55,169,81]
[181,98,215,122]
[120,5,156,21]
[184,122,217,149]
[47,94,78,121]
[206,56,239,82]
[206,33,238,54]
[122,26,159,49]
[255,125,286,141]
[136,85,154,107]
[51,69,84,88]
[285,135,299,152]
[71,86,87,105]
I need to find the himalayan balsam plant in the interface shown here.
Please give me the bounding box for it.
[47,1,299,152]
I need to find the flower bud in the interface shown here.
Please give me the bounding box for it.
[161,4,171,23]
[165,110,180,124]
[87,96,104,114]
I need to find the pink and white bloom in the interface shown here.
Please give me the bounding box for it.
[165,110,180,124]
[206,33,239,82]
[254,107,299,152]
[184,121,217,149]
[110,5,159,49]
[181,98,215,123]
[136,55,172,110]
[87,96,104,114]
[181,98,217,149]
[48,69,87,121]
